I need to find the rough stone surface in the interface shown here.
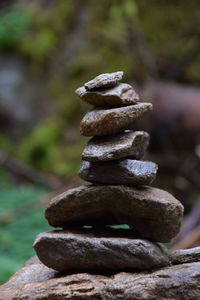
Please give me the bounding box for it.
[170,247,200,265]
[1,257,200,300]
[82,131,149,162]
[84,71,123,90]
[79,159,158,185]
[80,103,152,136]
[76,83,139,107]
[45,185,184,242]
[34,229,169,272]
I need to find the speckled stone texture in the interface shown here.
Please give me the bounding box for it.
[84,71,123,90]
[80,103,152,136]
[82,131,149,162]
[45,184,184,242]
[169,247,200,265]
[79,159,158,185]
[1,256,200,300]
[34,229,169,272]
[76,83,139,107]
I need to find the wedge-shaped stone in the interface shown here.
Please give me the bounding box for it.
[45,185,184,242]
[84,71,123,90]
[80,103,152,136]
[79,159,157,185]
[82,131,149,162]
[76,83,139,107]
[34,229,170,272]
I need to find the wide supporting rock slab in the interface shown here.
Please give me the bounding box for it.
[82,131,150,162]
[84,71,123,90]
[45,185,184,242]
[76,83,139,107]
[34,230,169,272]
[80,103,152,136]
[1,257,200,300]
[79,159,157,185]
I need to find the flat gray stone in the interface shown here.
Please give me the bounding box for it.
[84,71,123,90]
[78,159,158,185]
[45,185,184,242]
[2,257,200,300]
[34,230,170,272]
[80,103,152,136]
[82,131,150,162]
[170,247,200,265]
[76,83,139,107]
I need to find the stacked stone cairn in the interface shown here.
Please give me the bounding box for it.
[34,72,184,273]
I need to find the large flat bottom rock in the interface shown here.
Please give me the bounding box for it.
[33,229,169,272]
[1,256,200,300]
[45,184,183,242]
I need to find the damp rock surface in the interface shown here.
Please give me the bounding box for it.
[76,83,139,107]
[82,131,149,162]
[45,184,184,242]
[80,103,153,136]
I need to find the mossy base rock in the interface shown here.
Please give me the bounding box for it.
[34,230,169,272]
[1,257,200,300]
[45,185,183,242]
[76,83,139,107]
[79,159,157,185]
[82,131,149,162]
[84,71,123,90]
[80,103,152,136]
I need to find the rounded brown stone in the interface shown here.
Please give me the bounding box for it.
[45,184,184,242]
[80,103,153,136]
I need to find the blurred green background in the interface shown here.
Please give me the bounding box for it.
[1,0,200,284]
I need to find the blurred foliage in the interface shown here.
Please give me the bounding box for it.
[0,183,49,284]
[138,1,200,77]
[0,7,31,49]
[20,1,75,63]
[18,122,61,170]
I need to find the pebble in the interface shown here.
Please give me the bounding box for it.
[84,71,123,90]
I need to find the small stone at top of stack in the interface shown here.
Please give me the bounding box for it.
[76,71,156,186]
[84,71,124,91]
